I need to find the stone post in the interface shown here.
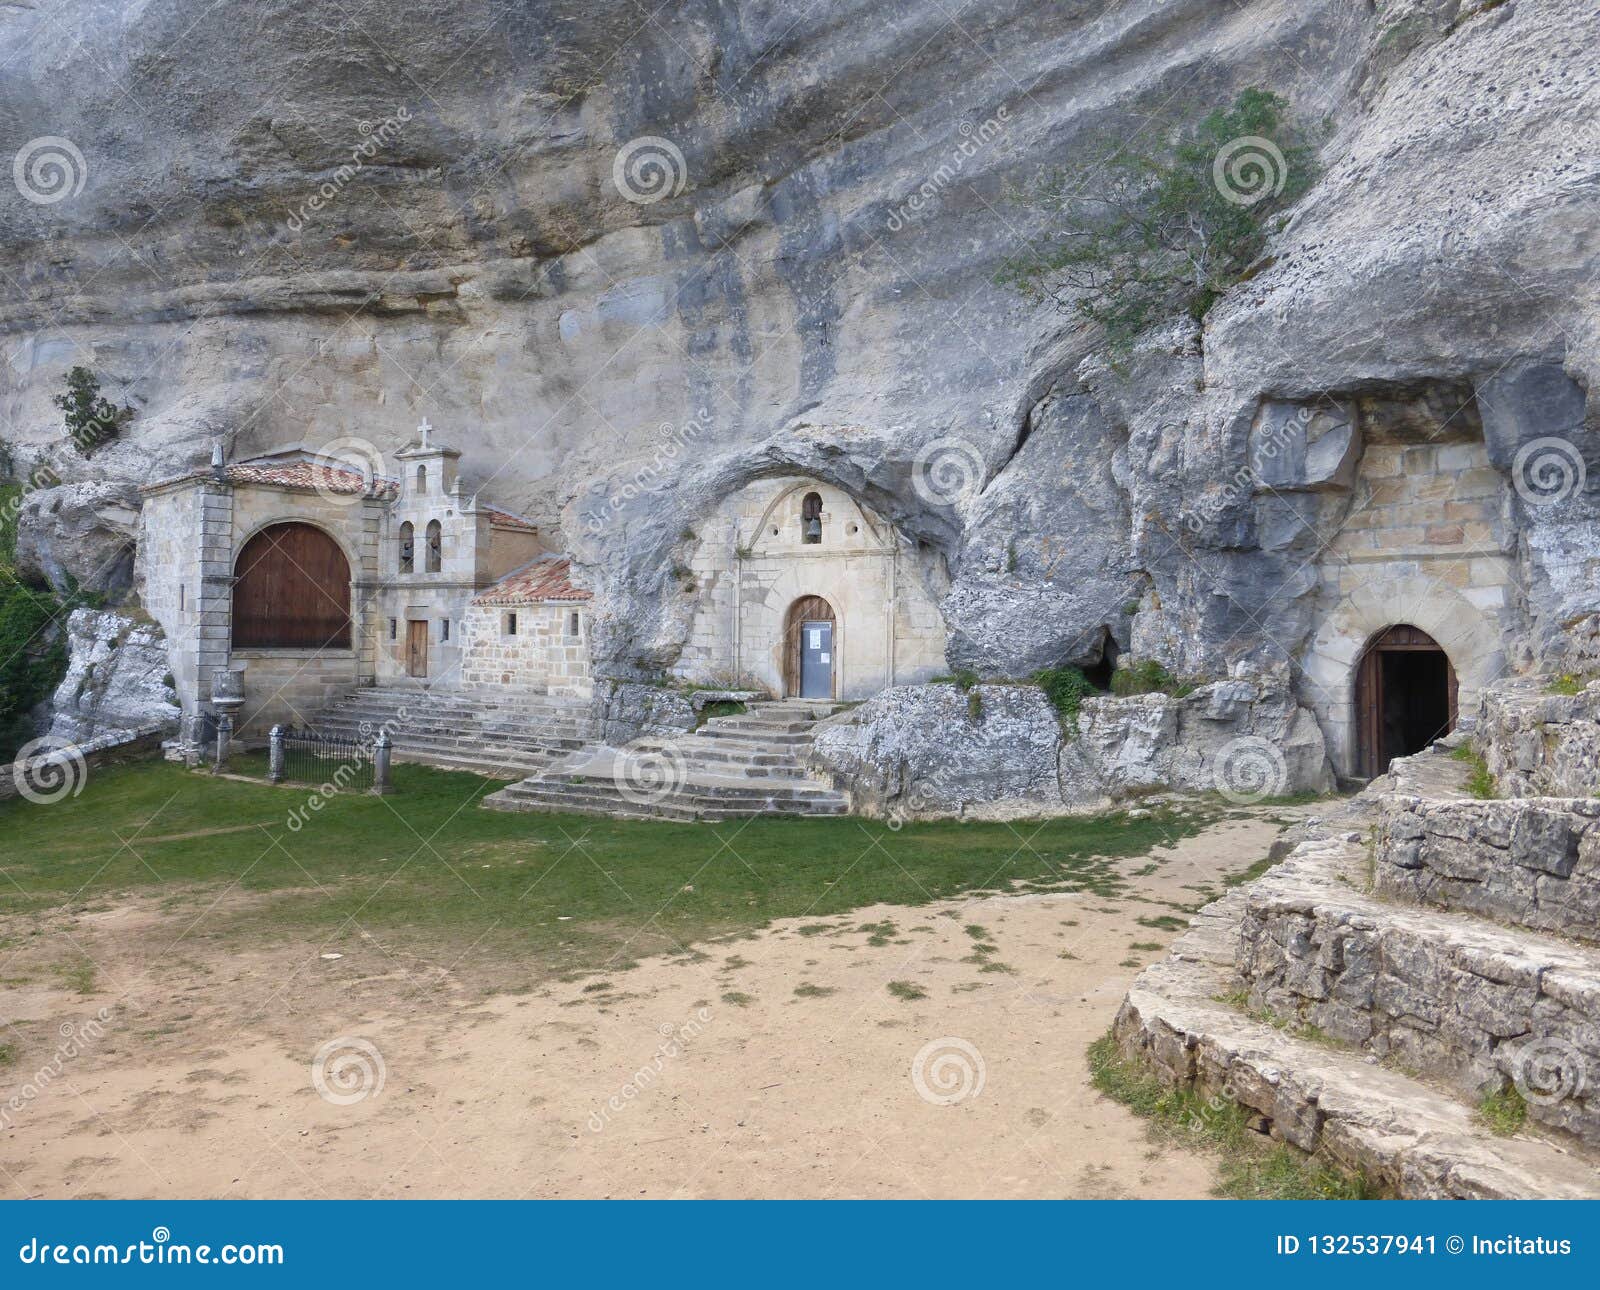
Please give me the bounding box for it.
[372,728,394,795]
[268,725,285,784]
[212,712,233,775]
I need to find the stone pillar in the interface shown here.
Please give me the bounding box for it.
[372,728,393,795]
[212,712,233,774]
[268,725,285,783]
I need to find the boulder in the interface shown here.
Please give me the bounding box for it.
[591,681,696,747]
[47,608,181,745]
[15,482,141,599]
[809,683,1063,819]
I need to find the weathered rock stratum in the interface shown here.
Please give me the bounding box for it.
[2,0,1597,689]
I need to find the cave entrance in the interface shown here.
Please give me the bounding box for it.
[1354,624,1457,779]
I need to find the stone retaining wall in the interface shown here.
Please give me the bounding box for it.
[1377,795,1600,942]
[1238,837,1600,1146]
[1475,679,1600,798]
[0,722,169,803]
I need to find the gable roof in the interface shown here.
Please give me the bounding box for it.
[140,458,398,498]
[479,505,538,532]
[472,556,592,606]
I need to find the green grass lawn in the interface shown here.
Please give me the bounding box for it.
[0,756,1213,976]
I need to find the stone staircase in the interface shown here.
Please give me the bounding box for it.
[303,684,594,779]
[482,699,850,821]
[1112,722,1600,1199]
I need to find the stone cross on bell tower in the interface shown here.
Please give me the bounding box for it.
[395,417,461,498]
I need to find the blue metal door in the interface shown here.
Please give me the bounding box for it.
[799,620,833,698]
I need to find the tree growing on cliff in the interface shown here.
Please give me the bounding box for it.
[996,89,1319,346]
[53,366,132,455]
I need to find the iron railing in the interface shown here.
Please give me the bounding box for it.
[273,727,376,792]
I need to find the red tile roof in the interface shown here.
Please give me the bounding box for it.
[481,505,537,532]
[141,461,399,498]
[473,556,592,606]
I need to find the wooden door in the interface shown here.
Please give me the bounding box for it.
[1354,625,1457,778]
[232,522,352,649]
[783,596,835,697]
[406,620,429,678]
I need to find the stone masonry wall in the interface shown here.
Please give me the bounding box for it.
[459,602,593,698]
[1239,830,1600,1148]
[674,476,946,698]
[1377,795,1600,943]
[1476,678,1600,798]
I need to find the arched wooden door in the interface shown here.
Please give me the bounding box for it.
[232,523,352,649]
[783,596,836,698]
[1354,624,1457,778]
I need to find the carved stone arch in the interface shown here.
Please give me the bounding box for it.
[1303,573,1504,778]
[746,479,891,555]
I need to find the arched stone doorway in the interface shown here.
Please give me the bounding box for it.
[232,522,352,649]
[1354,624,1458,778]
[783,596,836,698]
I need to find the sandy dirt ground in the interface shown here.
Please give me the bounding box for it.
[0,808,1301,1199]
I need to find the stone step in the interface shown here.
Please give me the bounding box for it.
[628,738,806,773]
[310,716,587,747]
[540,770,844,806]
[483,784,703,822]
[303,685,595,778]
[477,695,848,823]
[484,782,847,821]
[1376,793,1600,944]
[386,746,548,778]
[1114,945,1600,1199]
[1238,831,1600,1149]
[694,727,814,747]
[324,707,588,726]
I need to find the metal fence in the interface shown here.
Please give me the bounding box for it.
[273,728,376,792]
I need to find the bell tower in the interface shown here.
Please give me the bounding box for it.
[394,418,462,499]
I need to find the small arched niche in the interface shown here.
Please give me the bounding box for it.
[425,518,443,573]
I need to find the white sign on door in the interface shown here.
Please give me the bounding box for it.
[808,629,822,649]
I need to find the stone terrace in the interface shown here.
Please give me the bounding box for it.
[1113,686,1600,1198]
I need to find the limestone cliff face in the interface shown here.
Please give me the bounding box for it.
[1,0,1596,677]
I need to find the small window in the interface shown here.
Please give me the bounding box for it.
[389,617,398,640]
[801,491,823,544]
[504,611,517,637]
[416,464,427,494]
[567,611,581,637]
[440,619,450,642]
[178,583,186,611]
[398,521,414,574]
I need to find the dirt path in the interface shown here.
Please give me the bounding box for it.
[0,808,1301,1199]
